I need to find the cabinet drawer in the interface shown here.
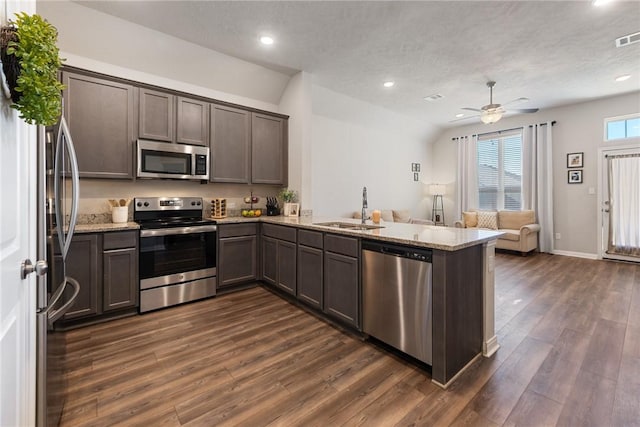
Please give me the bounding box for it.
[298,229,323,249]
[324,234,359,257]
[262,223,297,243]
[219,223,257,238]
[103,231,138,250]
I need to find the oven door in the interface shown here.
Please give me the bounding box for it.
[139,225,217,288]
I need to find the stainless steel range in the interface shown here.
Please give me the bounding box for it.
[134,197,217,312]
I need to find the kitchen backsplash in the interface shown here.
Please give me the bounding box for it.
[75,179,309,223]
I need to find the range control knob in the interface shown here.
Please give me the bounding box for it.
[191,201,196,206]
[196,201,201,206]
[136,202,142,207]
[144,202,149,207]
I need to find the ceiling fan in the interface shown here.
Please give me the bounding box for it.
[452,81,539,124]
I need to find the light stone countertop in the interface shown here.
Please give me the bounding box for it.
[73,216,501,251]
[216,215,503,252]
[74,222,140,233]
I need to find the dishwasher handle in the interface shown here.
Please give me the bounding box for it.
[362,240,432,262]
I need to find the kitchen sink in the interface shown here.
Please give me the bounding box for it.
[313,222,385,230]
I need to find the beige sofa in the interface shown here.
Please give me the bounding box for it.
[352,209,434,225]
[454,210,540,255]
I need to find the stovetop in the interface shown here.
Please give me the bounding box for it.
[136,217,216,230]
[133,196,215,229]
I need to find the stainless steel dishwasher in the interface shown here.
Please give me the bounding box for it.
[362,241,433,365]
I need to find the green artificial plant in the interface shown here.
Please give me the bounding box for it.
[279,188,298,203]
[1,12,64,125]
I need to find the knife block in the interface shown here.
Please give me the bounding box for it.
[211,198,227,219]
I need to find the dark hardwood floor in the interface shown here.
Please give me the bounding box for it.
[59,253,640,426]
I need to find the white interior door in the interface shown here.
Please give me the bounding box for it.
[600,145,640,262]
[0,1,37,425]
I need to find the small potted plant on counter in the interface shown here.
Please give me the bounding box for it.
[1,12,65,125]
[279,188,299,217]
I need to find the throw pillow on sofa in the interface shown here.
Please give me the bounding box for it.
[498,210,535,230]
[462,211,478,228]
[392,209,411,223]
[477,211,498,230]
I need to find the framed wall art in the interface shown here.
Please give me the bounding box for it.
[567,152,583,168]
[568,169,583,184]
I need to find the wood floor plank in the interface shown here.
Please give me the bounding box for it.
[57,254,640,427]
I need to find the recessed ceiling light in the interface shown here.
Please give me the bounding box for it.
[383,81,395,88]
[455,113,464,118]
[615,74,631,82]
[260,36,274,45]
[592,0,612,6]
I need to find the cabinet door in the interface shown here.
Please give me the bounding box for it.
[297,245,323,309]
[324,252,359,328]
[63,234,102,319]
[62,72,135,179]
[139,88,174,142]
[177,97,209,146]
[218,236,257,287]
[277,240,297,295]
[262,236,277,285]
[103,248,138,312]
[251,113,286,185]
[210,104,251,183]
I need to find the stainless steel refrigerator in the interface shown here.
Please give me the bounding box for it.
[35,117,80,427]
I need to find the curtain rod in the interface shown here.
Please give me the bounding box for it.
[605,153,640,159]
[451,121,557,141]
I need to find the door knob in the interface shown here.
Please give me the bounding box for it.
[21,259,48,280]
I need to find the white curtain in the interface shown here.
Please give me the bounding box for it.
[455,135,478,220]
[522,122,554,253]
[608,154,640,257]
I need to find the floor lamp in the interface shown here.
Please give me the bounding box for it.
[429,184,445,226]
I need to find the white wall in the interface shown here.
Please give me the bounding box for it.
[311,85,440,218]
[431,91,640,256]
[37,0,290,108]
[278,71,313,211]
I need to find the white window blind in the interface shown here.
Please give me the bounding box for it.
[477,130,523,211]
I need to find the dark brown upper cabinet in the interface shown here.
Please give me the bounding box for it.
[176,96,209,146]
[251,113,286,185]
[210,104,251,183]
[138,88,174,142]
[62,71,136,179]
[139,90,209,146]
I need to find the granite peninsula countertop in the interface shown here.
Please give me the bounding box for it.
[216,216,503,252]
[72,216,501,251]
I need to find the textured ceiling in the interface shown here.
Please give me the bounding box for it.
[77,1,640,128]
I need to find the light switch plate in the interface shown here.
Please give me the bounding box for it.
[588,187,596,195]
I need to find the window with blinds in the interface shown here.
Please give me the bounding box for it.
[476,130,523,211]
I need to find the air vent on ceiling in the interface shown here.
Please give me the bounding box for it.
[423,94,444,101]
[615,31,640,48]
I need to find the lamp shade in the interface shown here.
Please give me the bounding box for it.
[429,184,446,195]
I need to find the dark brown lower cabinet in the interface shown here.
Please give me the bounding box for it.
[57,231,138,327]
[261,236,278,286]
[261,235,297,295]
[218,235,258,287]
[297,245,323,309]
[324,251,359,328]
[62,234,102,319]
[103,247,138,312]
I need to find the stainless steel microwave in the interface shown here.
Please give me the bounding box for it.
[137,140,209,180]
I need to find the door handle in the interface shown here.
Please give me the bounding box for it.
[21,259,48,279]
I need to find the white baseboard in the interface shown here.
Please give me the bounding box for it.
[483,335,500,358]
[552,250,598,260]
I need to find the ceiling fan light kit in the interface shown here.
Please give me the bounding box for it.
[453,81,539,125]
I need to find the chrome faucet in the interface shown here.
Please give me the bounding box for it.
[361,186,368,224]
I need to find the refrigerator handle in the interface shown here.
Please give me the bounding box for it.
[54,116,80,259]
[46,276,80,324]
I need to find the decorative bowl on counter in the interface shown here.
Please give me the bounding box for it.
[241,209,262,217]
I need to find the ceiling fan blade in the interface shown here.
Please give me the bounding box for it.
[461,107,482,112]
[449,114,480,123]
[508,108,539,113]
[502,97,529,107]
